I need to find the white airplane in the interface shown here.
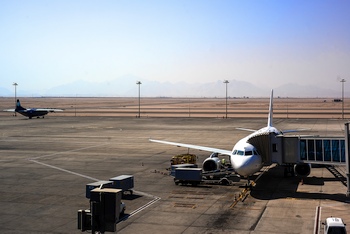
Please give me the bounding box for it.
[4,99,63,119]
[150,90,310,178]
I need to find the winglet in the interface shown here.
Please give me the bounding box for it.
[267,89,273,127]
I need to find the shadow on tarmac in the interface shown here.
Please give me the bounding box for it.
[250,165,350,203]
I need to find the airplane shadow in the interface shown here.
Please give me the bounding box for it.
[250,166,350,203]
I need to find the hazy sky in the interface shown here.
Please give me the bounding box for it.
[1,0,349,92]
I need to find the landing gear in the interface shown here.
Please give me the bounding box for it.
[240,176,253,189]
[284,164,295,177]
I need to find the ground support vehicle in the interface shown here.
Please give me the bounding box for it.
[202,170,240,185]
[171,154,197,165]
[174,168,202,186]
[322,217,346,234]
[174,168,240,186]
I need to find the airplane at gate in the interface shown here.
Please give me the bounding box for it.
[150,90,310,178]
[4,99,63,119]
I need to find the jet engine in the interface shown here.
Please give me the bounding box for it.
[294,163,311,177]
[202,153,222,172]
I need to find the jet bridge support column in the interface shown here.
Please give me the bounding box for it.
[345,123,350,197]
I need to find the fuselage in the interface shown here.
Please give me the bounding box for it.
[150,89,279,178]
[16,109,49,118]
[230,126,281,176]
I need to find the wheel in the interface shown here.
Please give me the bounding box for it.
[221,178,229,185]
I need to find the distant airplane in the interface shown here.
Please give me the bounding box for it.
[150,90,310,178]
[4,99,63,119]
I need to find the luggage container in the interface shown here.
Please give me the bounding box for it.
[174,168,202,186]
[170,163,198,176]
[109,175,134,195]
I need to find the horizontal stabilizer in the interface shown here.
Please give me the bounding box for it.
[236,127,257,132]
[281,129,310,134]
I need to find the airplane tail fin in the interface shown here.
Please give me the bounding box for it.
[15,99,26,111]
[267,90,273,127]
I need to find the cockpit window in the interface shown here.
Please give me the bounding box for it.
[234,149,257,156]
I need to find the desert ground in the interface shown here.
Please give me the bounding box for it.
[1,96,349,119]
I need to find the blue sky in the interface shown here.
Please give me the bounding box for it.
[1,0,349,93]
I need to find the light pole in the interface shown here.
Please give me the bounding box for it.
[13,82,18,116]
[340,78,346,119]
[223,80,229,118]
[136,81,141,118]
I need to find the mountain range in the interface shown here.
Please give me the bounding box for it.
[0,75,345,98]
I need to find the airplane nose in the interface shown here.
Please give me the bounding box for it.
[233,155,262,177]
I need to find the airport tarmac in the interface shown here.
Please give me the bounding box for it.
[1,116,350,233]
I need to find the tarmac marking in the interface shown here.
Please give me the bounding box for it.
[314,206,321,234]
[126,192,161,217]
[186,196,204,199]
[29,143,110,160]
[174,202,196,209]
[169,195,185,199]
[30,159,100,181]
[30,159,162,220]
[249,206,267,231]
[26,143,162,222]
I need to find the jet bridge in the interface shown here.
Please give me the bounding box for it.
[248,123,350,196]
[283,136,346,165]
[248,133,346,166]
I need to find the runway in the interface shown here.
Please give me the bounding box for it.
[0,116,350,233]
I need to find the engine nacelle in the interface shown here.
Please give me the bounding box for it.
[202,153,222,172]
[294,163,311,177]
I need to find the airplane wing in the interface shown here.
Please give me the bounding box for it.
[3,109,15,112]
[34,108,64,112]
[149,139,232,156]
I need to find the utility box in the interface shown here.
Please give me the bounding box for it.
[86,180,114,199]
[109,175,134,194]
[90,188,122,233]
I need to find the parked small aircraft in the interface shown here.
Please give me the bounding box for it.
[150,90,310,178]
[4,99,63,119]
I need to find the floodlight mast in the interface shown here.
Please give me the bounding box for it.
[340,78,346,119]
[223,80,229,119]
[13,82,18,116]
[136,81,142,118]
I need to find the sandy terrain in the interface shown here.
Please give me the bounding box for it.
[1,96,348,119]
